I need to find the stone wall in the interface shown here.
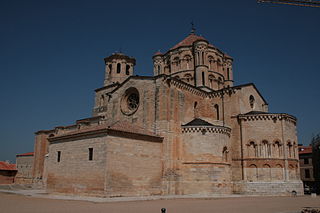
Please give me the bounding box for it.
[233,181,303,195]
[105,135,162,197]
[179,126,232,195]
[15,155,34,184]
[47,135,107,196]
[46,132,162,197]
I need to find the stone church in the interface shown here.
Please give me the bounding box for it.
[32,30,303,197]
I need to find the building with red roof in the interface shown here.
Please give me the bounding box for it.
[298,145,314,193]
[0,161,17,184]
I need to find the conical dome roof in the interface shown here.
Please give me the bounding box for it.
[170,33,214,50]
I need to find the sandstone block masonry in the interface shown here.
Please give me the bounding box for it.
[32,31,303,197]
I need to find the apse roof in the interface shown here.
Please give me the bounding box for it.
[182,118,215,127]
[244,111,269,115]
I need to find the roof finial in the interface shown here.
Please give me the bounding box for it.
[190,21,196,35]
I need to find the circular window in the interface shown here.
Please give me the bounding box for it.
[121,87,140,115]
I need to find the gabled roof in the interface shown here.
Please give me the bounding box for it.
[182,118,215,127]
[170,33,211,50]
[16,152,34,157]
[48,120,162,143]
[0,161,17,171]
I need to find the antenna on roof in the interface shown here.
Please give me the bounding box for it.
[190,21,196,35]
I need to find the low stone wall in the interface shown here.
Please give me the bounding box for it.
[233,181,303,196]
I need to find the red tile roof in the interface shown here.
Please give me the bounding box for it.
[109,121,159,137]
[0,161,17,171]
[16,152,34,157]
[170,34,210,50]
[153,51,163,56]
[299,146,312,154]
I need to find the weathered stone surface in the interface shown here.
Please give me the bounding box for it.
[32,33,303,197]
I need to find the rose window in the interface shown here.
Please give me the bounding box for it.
[121,87,140,115]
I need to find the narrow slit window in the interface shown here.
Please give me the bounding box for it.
[108,64,112,74]
[227,68,230,80]
[202,72,205,85]
[126,65,130,75]
[57,151,61,162]
[214,104,219,120]
[89,148,93,161]
[117,63,121,73]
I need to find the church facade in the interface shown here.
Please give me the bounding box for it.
[32,31,303,197]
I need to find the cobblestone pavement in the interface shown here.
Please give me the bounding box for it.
[0,191,319,213]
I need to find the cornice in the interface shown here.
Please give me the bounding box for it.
[238,113,297,125]
[182,125,231,136]
[182,161,231,166]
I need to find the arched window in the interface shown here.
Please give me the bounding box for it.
[261,140,271,158]
[126,65,130,75]
[208,56,214,70]
[173,57,179,66]
[214,104,219,120]
[274,141,281,158]
[117,63,121,73]
[222,146,229,162]
[184,74,192,82]
[262,164,271,181]
[157,65,160,75]
[208,74,215,88]
[108,64,112,74]
[184,55,191,69]
[249,95,255,109]
[248,141,257,157]
[247,164,258,181]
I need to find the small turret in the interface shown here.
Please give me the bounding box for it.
[104,53,136,86]
[152,51,164,76]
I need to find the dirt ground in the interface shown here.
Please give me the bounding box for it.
[0,192,319,213]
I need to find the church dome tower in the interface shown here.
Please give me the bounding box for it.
[104,53,136,86]
[152,28,234,90]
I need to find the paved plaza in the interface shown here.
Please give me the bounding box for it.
[0,192,319,213]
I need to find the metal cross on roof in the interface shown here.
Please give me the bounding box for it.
[190,21,196,34]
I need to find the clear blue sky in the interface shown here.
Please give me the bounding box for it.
[1,0,320,162]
